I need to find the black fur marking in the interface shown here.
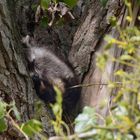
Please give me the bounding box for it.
[62,78,80,113]
[32,74,80,115]
[32,75,56,104]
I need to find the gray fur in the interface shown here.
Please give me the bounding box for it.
[22,35,74,86]
[31,47,74,81]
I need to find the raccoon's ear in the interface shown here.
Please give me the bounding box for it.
[21,35,33,48]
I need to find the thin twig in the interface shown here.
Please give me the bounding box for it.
[69,82,122,89]
[49,126,118,140]
[6,114,29,140]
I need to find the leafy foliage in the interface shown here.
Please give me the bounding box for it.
[0,99,44,139]
[51,86,68,136]
[36,0,109,27]
[22,119,43,137]
[95,2,140,139]
[0,100,7,118]
[75,106,97,133]
[35,0,77,27]
[74,106,134,140]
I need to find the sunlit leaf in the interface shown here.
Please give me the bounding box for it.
[54,86,62,104]
[22,119,43,137]
[125,134,134,140]
[138,93,140,105]
[106,116,113,125]
[13,106,21,121]
[120,54,133,61]
[113,106,128,116]
[108,81,117,88]
[0,100,7,118]
[115,70,127,77]
[75,106,97,133]
[104,43,112,50]
[52,104,60,114]
[126,16,132,22]
[130,36,140,42]
[109,16,117,27]
[104,35,117,44]
[126,44,135,54]
[83,106,95,114]
[96,52,108,70]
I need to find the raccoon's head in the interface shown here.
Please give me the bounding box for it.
[22,35,46,61]
[21,35,35,48]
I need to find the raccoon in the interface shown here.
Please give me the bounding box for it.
[22,35,80,114]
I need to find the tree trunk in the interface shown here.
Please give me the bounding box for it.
[69,0,124,116]
[69,0,140,117]
[0,0,55,139]
[0,0,33,138]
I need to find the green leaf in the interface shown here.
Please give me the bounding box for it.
[104,35,115,43]
[13,106,21,121]
[41,0,51,9]
[0,117,7,132]
[54,86,62,104]
[96,52,108,70]
[100,0,108,7]
[83,106,95,115]
[22,119,43,137]
[52,104,60,114]
[109,16,117,27]
[130,36,140,42]
[74,106,97,133]
[0,100,7,118]
[115,70,127,77]
[120,54,133,61]
[59,0,77,8]
[108,81,116,88]
[104,43,112,50]
[106,116,113,125]
[113,105,128,116]
[125,134,134,140]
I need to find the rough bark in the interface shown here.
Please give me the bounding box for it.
[69,0,124,116]
[69,0,140,117]
[0,0,34,138]
[0,0,55,139]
